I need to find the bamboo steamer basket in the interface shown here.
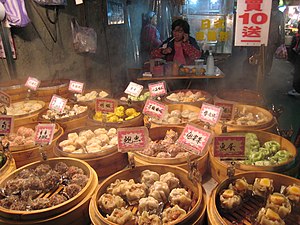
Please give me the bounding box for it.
[207,171,300,225]
[6,100,46,127]
[0,158,98,225]
[149,103,201,128]
[213,104,275,135]
[0,155,16,183]
[0,157,97,222]
[117,89,150,109]
[54,125,128,179]
[86,104,144,128]
[38,105,88,132]
[163,89,213,107]
[30,79,69,103]
[214,89,265,106]
[74,89,110,110]
[132,126,208,176]
[9,122,64,168]
[89,165,203,225]
[209,130,298,183]
[0,79,28,102]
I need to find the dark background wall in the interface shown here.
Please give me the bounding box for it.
[0,0,150,96]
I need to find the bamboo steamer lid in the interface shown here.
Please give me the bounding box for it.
[89,165,203,225]
[207,171,300,225]
[8,122,64,168]
[163,89,213,108]
[209,130,298,183]
[132,126,208,176]
[0,157,96,221]
[54,125,128,179]
[0,161,98,225]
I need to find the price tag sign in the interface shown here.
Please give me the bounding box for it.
[34,123,56,144]
[214,101,234,121]
[68,80,84,94]
[143,99,167,120]
[49,95,68,113]
[148,81,167,97]
[199,102,223,125]
[117,126,149,152]
[0,91,11,107]
[214,135,245,158]
[95,98,117,113]
[0,116,13,134]
[177,123,213,155]
[25,76,41,91]
[124,82,143,97]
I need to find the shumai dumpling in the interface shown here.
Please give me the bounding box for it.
[160,172,180,191]
[169,188,192,211]
[107,179,135,198]
[285,184,300,204]
[98,193,126,214]
[220,189,241,211]
[149,181,170,204]
[162,205,186,224]
[253,178,274,198]
[138,196,160,215]
[141,170,160,188]
[107,207,136,225]
[125,183,147,205]
[138,211,162,225]
[266,193,291,218]
[256,208,285,225]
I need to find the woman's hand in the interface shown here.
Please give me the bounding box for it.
[161,47,172,55]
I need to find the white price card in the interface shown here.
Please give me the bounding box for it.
[177,123,213,156]
[148,81,167,97]
[68,80,84,94]
[25,76,41,91]
[117,127,149,152]
[143,99,167,120]
[49,95,67,113]
[0,91,11,107]
[214,135,245,159]
[0,116,13,135]
[124,82,143,97]
[34,123,55,145]
[198,102,223,125]
[95,98,117,113]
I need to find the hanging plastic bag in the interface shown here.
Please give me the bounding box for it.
[1,0,30,27]
[275,44,287,59]
[71,18,97,54]
[33,0,67,6]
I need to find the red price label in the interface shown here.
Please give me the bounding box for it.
[143,99,167,120]
[69,80,84,94]
[214,101,234,120]
[34,123,56,144]
[117,126,149,152]
[148,81,167,97]
[124,82,143,97]
[214,135,245,158]
[0,91,11,107]
[199,102,223,125]
[177,123,213,155]
[95,98,117,113]
[0,116,13,134]
[49,95,68,113]
[25,77,40,91]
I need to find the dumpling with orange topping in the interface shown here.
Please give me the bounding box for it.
[253,178,274,198]
[219,189,241,211]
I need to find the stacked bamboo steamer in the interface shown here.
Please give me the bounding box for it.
[0,157,98,225]
[209,130,298,183]
[89,165,206,225]
[8,122,64,168]
[207,171,300,225]
[54,125,128,180]
[0,79,28,103]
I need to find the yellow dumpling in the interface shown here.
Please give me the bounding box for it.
[125,108,137,117]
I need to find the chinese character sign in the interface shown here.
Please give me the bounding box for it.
[117,127,149,152]
[148,81,167,97]
[142,99,167,120]
[49,95,68,114]
[69,80,84,94]
[235,0,272,46]
[124,82,143,97]
[0,91,11,107]
[25,77,41,91]
[214,135,245,158]
[0,116,13,134]
[199,103,223,125]
[34,124,56,145]
[95,98,117,113]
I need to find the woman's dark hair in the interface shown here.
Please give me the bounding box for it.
[172,19,190,34]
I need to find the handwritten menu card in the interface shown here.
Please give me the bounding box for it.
[0,116,13,134]
[148,81,167,97]
[49,95,67,113]
[214,135,245,158]
[199,102,223,125]
[69,80,84,94]
[143,99,167,120]
[25,77,40,91]
[95,98,117,113]
[34,123,56,145]
[124,82,143,97]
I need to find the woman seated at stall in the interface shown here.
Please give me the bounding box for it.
[151,18,201,65]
